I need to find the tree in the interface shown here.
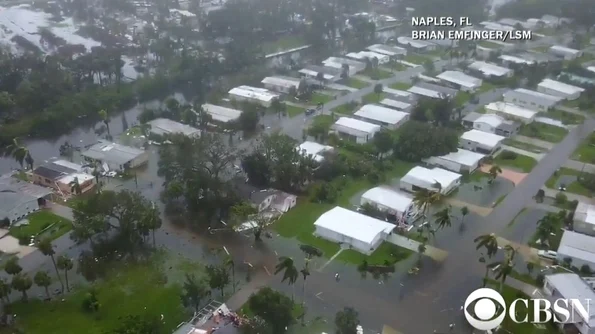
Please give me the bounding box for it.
[69,177,82,195]
[474,233,499,258]
[34,271,52,299]
[315,72,325,87]
[142,205,162,248]
[180,274,210,313]
[372,129,393,159]
[393,121,459,162]
[274,256,299,301]
[112,314,163,334]
[270,98,285,119]
[535,189,545,203]
[299,244,323,259]
[417,242,427,267]
[5,257,22,276]
[82,288,101,312]
[224,255,236,293]
[341,63,350,79]
[488,165,502,184]
[3,138,34,170]
[335,307,360,334]
[433,206,452,230]
[98,109,110,135]
[526,262,535,275]
[37,238,65,293]
[11,273,32,301]
[535,213,559,247]
[373,83,383,101]
[413,188,440,219]
[237,108,260,134]
[57,255,74,292]
[0,279,11,305]
[489,245,516,292]
[247,287,294,333]
[206,265,230,297]
[423,59,435,73]
[460,206,469,227]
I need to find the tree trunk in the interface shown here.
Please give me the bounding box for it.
[231,267,236,293]
[64,269,70,292]
[220,288,224,298]
[21,290,27,301]
[45,286,50,299]
[483,267,489,287]
[51,255,65,293]
[254,229,262,241]
[152,229,156,248]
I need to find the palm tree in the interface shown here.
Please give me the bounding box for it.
[412,188,440,220]
[489,246,516,292]
[299,259,311,325]
[274,256,299,301]
[417,243,426,267]
[57,255,74,292]
[488,165,502,184]
[3,138,34,170]
[5,257,22,276]
[34,271,52,299]
[433,206,452,230]
[270,99,285,119]
[69,177,82,195]
[474,233,499,258]
[315,72,325,87]
[37,238,65,293]
[0,279,11,305]
[460,206,469,227]
[98,109,110,135]
[180,274,210,313]
[224,255,235,293]
[536,214,557,248]
[373,83,383,102]
[478,253,490,287]
[11,273,32,301]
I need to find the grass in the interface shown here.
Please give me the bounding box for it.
[509,269,538,286]
[309,92,333,105]
[262,35,307,54]
[502,139,548,154]
[477,41,501,49]
[454,91,471,107]
[360,68,393,80]
[9,210,72,242]
[336,242,413,266]
[273,160,415,260]
[519,123,569,143]
[389,82,411,90]
[467,171,490,182]
[572,134,595,163]
[403,54,428,65]
[331,103,359,115]
[285,104,305,117]
[566,182,593,197]
[344,78,368,89]
[494,195,506,207]
[545,109,585,125]
[478,82,496,93]
[362,92,386,104]
[5,254,190,334]
[494,151,538,173]
[545,167,580,188]
[529,219,564,250]
[385,62,406,71]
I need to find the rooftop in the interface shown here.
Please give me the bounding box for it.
[461,129,505,148]
[147,118,200,137]
[322,57,365,67]
[366,44,407,56]
[361,187,413,213]
[382,87,413,99]
[261,76,301,89]
[557,230,595,264]
[436,71,482,88]
[81,140,146,165]
[228,85,279,102]
[550,45,581,55]
[538,79,585,95]
[354,104,409,125]
[416,82,458,97]
[201,104,242,123]
[504,88,564,103]
[314,206,395,244]
[475,114,505,128]
[468,61,513,77]
[0,187,38,217]
[408,86,443,98]
[396,36,434,49]
[545,273,595,325]
[498,54,535,65]
[485,102,538,120]
[574,201,595,226]
[462,111,482,123]
[334,117,381,134]
[57,173,94,185]
[346,51,389,62]
[379,98,411,110]
[0,176,53,199]
[301,65,342,76]
[430,149,485,167]
[402,166,462,190]
[297,141,334,162]
[33,159,82,180]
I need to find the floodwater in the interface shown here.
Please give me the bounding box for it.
[455,177,515,207]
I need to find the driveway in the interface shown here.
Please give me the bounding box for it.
[480,164,527,185]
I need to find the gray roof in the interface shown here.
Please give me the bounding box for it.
[304,65,342,76]
[462,112,482,123]
[147,118,200,137]
[416,82,458,97]
[33,160,78,180]
[0,188,38,218]
[557,230,595,263]
[545,273,595,325]
[82,140,146,165]
[0,176,53,199]
[497,119,519,132]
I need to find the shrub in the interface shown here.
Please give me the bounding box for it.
[555,192,568,205]
[500,151,518,160]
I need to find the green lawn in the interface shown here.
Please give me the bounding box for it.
[478,82,496,93]
[285,104,305,117]
[454,91,471,107]
[309,92,333,105]
[403,54,428,65]
[567,181,593,197]
[332,103,359,115]
[273,160,415,261]
[519,123,569,143]
[344,78,368,89]
[509,269,538,286]
[545,109,585,125]
[494,151,537,172]
[360,68,393,80]
[478,41,501,49]
[5,254,191,334]
[362,92,386,104]
[389,82,412,90]
[502,139,548,154]
[529,216,564,250]
[336,242,413,266]
[385,62,406,71]
[572,134,595,163]
[545,167,580,188]
[262,35,307,54]
[466,171,490,182]
[9,210,72,242]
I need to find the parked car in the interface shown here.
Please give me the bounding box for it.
[305,108,316,115]
[538,250,557,260]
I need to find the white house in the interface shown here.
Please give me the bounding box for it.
[366,44,407,57]
[460,129,505,154]
[557,230,595,272]
[0,190,40,224]
[396,36,436,51]
[538,79,585,100]
[467,61,513,78]
[503,88,563,111]
[472,114,506,133]
[228,85,280,107]
[498,55,535,66]
[201,104,243,123]
[407,86,444,99]
[353,104,409,129]
[399,166,462,195]
[313,206,395,255]
[345,51,390,64]
[379,98,412,112]
[485,102,538,124]
[81,140,149,172]
[147,118,201,138]
[436,71,483,92]
[549,45,583,60]
[296,141,334,162]
[573,202,595,237]
[462,112,520,137]
[331,117,381,144]
[322,57,366,76]
[261,76,301,94]
[382,88,415,102]
[424,149,485,173]
[360,187,420,223]
[298,65,342,82]
[543,273,595,334]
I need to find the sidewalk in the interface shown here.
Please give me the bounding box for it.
[48,202,75,220]
[513,135,555,149]
[444,198,492,216]
[564,160,595,173]
[353,75,377,83]
[542,187,593,203]
[500,145,544,160]
[386,234,448,262]
[327,83,358,92]
[556,105,593,118]
[507,277,544,298]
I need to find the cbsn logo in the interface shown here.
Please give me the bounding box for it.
[464,288,592,331]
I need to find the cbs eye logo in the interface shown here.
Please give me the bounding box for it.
[464,288,507,330]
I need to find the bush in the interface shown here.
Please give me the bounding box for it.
[500,151,518,160]
[555,192,568,205]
